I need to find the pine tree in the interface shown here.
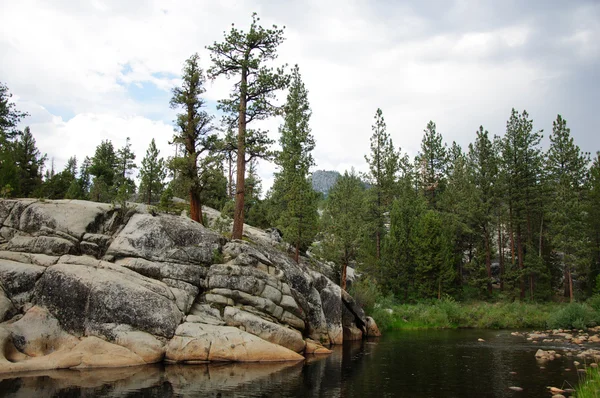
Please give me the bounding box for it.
[588,152,600,291]
[468,127,499,295]
[138,139,166,205]
[89,140,117,202]
[0,83,29,195]
[324,170,365,290]
[199,161,228,212]
[364,108,398,260]
[546,115,590,301]
[115,137,137,196]
[243,159,269,228]
[416,121,447,208]
[170,53,218,224]
[500,109,544,299]
[0,133,18,196]
[0,82,28,140]
[222,129,237,199]
[42,156,77,199]
[382,168,427,298]
[14,127,46,197]
[208,13,290,239]
[440,142,476,293]
[412,210,456,299]
[272,65,318,262]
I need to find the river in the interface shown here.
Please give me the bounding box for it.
[0,329,585,397]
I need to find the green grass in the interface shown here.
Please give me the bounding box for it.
[371,299,600,331]
[576,367,600,398]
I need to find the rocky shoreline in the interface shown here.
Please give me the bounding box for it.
[512,327,600,363]
[0,199,379,373]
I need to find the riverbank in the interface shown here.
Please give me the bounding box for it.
[371,298,600,331]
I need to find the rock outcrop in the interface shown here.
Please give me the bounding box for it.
[0,199,379,373]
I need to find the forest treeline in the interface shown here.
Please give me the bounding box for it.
[1,14,599,303]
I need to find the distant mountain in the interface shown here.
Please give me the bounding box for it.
[311,170,341,195]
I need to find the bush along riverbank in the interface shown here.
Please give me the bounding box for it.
[366,296,600,331]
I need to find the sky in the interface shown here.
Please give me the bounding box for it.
[1,0,599,193]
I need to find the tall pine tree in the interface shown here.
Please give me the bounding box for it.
[208,13,290,239]
[546,115,590,301]
[14,127,46,197]
[501,109,544,299]
[170,53,217,224]
[416,121,447,208]
[364,108,398,261]
[89,140,117,203]
[468,127,499,295]
[272,65,318,262]
[324,170,365,290]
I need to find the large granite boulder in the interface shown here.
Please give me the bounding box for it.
[165,322,303,362]
[106,213,223,264]
[34,260,183,338]
[0,199,378,373]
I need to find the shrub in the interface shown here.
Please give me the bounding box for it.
[547,303,599,329]
[587,295,600,312]
[348,276,382,314]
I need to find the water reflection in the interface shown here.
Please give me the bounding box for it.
[0,330,584,398]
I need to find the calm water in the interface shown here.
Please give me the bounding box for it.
[0,329,586,397]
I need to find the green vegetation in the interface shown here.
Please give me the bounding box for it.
[364,293,600,332]
[1,13,599,310]
[207,12,289,240]
[372,300,572,331]
[138,138,166,205]
[169,53,218,224]
[270,65,319,263]
[576,367,600,398]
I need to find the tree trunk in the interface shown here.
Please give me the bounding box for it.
[485,227,492,295]
[376,231,381,260]
[517,226,525,300]
[509,206,515,265]
[568,267,574,303]
[231,67,248,240]
[341,263,347,291]
[529,274,534,301]
[564,265,570,298]
[498,216,504,291]
[539,216,544,257]
[189,190,202,224]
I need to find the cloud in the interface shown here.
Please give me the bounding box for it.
[24,107,174,178]
[1,0,599,194]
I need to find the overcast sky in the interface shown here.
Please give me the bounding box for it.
[1,0,599,192]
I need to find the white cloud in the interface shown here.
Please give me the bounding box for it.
[27,109,175,178]
[1,0,599,195]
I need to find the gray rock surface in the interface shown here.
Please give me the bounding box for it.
[0,199,377,373]
[106,213,223,264]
